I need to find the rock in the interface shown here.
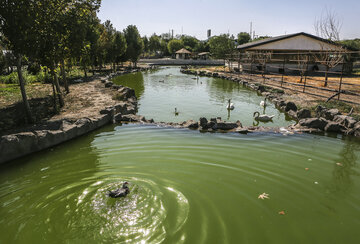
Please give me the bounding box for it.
[104,81,113,88]
[324,122,345,133]
[297,109,311,119]
[285,102,297,112]
[117,87,136,100]
[113,113,123,122]
[299,118,328,130]
[315,105,326,117]
[199,117,208,128]
[325,109,341,120]
[333,115,357,128]
[100,107,115,116]
[111,85,122,90]
[257,85,266,93]
[287,110,298,120]
[214,122,238,130]
[100,78,107,83]
[235,128,249,134]
[183,120,199,129]
[121,114,142,122]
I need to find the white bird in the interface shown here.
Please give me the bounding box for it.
[253,111,274,122]
[227,99,234,110]
[260,97,267,107]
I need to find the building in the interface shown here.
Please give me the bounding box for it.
[175,48,192,59]
[236,32,349,73]
[198,52,210,60]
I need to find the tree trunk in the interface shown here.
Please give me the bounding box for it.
[60,59,69,94]
[16,55,34,123]
[50,63,64,107]
[51,81,58,113]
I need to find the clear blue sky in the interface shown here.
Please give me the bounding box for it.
[98,0,360,40]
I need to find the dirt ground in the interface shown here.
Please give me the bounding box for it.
[51,78,118,120]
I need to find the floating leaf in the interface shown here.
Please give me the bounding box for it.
[258,193,270,200]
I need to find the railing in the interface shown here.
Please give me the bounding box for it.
[225,51,360,105]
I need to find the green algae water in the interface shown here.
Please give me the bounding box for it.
[1,67,360,243]
[112,67,293,127]
[1,125,360,243]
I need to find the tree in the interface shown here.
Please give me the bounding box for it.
[124,25,144,67]
[167,39,184,55]
[209,34,235,60]
[113,31,127,68]
[193,41,210,53]
[142,36,149,54]
[0,0,38,122]
[314,8,344,86]
[237,32,251,45]
[181,35,199,52]
[149,34,161,54]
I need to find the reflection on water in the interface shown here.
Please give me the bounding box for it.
[113,67,293,126]
[113,71,145,98]
[0,125,360,243]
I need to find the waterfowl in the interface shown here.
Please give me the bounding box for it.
[227,99,234,110]
[159,80,164,83]
[260,97,267,107]
[107,182,130,198]
[175,108,179,116]
[253,111,274,122]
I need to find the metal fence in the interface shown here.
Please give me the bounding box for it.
[226,51,360,105]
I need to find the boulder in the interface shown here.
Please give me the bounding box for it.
[324,109,341,120]
[324,122,345,133]
[297,109,312,119]
[299,118,328,130]
[285,102,297,112]
[287,110,298,120]
[121,114,142,122]
[104,81,113,88]
[117,87,136,100]
[199,117,208,128]
[183,120,199,129]
[113,113,123,123]
[214,122,238,130]
[333,115,357,129]
[315,105,326,117]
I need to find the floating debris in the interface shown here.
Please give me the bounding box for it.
[314,181,319,185]
[258,193,270,200]
[278,210,286,215]
[336,162,343,166]
[305,168,309,171]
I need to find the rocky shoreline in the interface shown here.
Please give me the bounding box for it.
[180,68,360,138]
[0,68,147,164]
[1,66,359,164]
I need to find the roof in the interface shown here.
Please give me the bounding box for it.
[237,32,339,50]
[198,52,210,56]
[176,48,192,54]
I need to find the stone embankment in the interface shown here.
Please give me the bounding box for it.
[0,69,149,164]
[181,68,360,137]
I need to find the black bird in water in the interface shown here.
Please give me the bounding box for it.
[107,182,130,198]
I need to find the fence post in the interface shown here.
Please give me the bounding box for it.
[303,56,309,93]
[338,63,344,100]
[281,57,285,87]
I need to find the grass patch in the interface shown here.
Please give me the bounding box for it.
[310,100,360,120]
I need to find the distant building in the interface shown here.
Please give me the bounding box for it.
[236,32,349,72]
[198,52,210,60]
[175,48,192,59]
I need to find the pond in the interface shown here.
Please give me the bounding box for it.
[1,125,359,243]
[112,67,293,127]
[1,67,360,243]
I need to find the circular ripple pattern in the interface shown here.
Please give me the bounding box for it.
[0,125,360,244]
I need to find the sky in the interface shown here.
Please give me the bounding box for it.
[98,0,360,40]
